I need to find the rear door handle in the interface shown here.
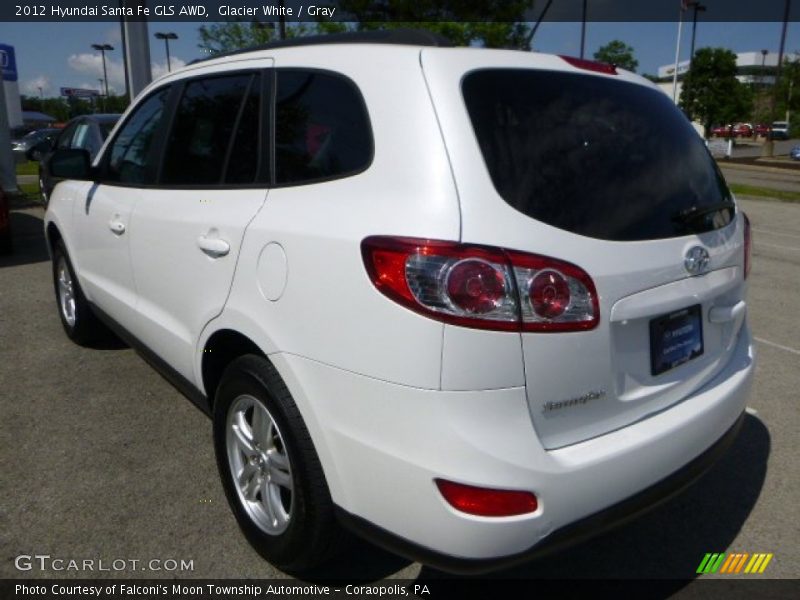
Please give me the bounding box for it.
[109,219,126,235]
[197,235,230,258]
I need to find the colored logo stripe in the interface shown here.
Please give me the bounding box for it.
[744,553,774,574]
[698,553,773,574]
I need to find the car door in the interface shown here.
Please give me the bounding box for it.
[70,88,171,333]
[127,65,271,383]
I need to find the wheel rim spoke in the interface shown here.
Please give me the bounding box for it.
[268,463,292,491]
[232,412,256,457]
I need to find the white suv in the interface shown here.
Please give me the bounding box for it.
[44,31,754,574]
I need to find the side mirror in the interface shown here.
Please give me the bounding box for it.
[49,149,92,180]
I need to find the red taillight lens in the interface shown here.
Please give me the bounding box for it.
[445,259,507,314]
[530,270,570,319]
[743,213,752,279]
[559,55,618,75]
[361,236,599,332]
[435,479,538,517]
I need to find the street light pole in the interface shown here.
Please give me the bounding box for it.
[91,43,114,97]
[764,0,791,158]
[688,2,706,67]
[154,32,178,72]
[761,49,769,88]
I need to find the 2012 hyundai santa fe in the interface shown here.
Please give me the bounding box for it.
[43,31,754,574]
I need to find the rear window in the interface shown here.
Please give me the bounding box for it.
[463,69,733,241]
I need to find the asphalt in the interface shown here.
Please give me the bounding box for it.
[0,197,798,589]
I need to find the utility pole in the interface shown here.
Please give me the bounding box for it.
[580,0,588,59]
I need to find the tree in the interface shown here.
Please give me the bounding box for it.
[679,47,753,138]
[198,1,536,55]
[593,40,638,72]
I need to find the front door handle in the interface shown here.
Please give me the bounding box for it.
[109,218,126,235]
[197,235,230,258]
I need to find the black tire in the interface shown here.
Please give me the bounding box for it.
[52,239,108,345]
[213,355,342,574]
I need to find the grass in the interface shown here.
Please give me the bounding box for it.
[16,161,38,176]
[729,183,800,203]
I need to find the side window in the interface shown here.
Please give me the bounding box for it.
[72,123,91,150]
[107,87,169,185]
[56,123,78,150]
[161,74,254,185]
[275,70,372,185]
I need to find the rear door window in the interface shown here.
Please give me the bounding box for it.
[160,73,255,185]
[462,69,733,241]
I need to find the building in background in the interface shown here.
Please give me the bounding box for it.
[656,51,797,102]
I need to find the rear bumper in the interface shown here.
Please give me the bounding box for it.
[335,410,745,574]
[272,325,754,571]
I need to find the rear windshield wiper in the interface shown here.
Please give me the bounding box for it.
[672,201,736,226]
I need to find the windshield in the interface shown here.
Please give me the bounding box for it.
[462,69,734,241]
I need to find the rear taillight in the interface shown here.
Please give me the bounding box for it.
[361,236,599,332]
[743,213,752,279]
[435,479,538,517]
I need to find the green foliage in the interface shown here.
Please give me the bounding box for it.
[593,40,638,72]
[20,94,130,121]
[679,48,754,137]
[774,56,800,133]
[197,1,536,54]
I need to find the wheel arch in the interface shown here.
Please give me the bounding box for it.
[201,328,266,407]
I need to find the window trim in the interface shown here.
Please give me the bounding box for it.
[96,66,374,191]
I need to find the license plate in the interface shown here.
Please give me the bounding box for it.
[650,305,704,376]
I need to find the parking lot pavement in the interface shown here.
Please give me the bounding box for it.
[0,198,798,587]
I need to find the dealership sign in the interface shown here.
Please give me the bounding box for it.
[61,87,100,98]
[0,43,18,82]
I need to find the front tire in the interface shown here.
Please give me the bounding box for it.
[52,239,108,345]
[213,355,342,574]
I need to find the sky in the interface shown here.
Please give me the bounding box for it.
[0,20,798,98]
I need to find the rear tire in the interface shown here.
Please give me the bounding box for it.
[52,239,108,345]
[213,355,342,574]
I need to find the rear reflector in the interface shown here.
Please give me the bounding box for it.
[435,479,538,517]
[743,213,752,279]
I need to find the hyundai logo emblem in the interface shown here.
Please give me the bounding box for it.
[684,246,710,276]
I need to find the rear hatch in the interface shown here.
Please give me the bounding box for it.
[422,49,748,449]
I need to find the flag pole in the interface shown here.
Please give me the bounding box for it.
[672,2,686,102]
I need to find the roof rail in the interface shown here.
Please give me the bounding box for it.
[189,28,455,65]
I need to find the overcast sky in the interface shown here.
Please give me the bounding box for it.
[1,20,798,97]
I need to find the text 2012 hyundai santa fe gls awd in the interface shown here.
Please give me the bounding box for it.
[43,31,754,574]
